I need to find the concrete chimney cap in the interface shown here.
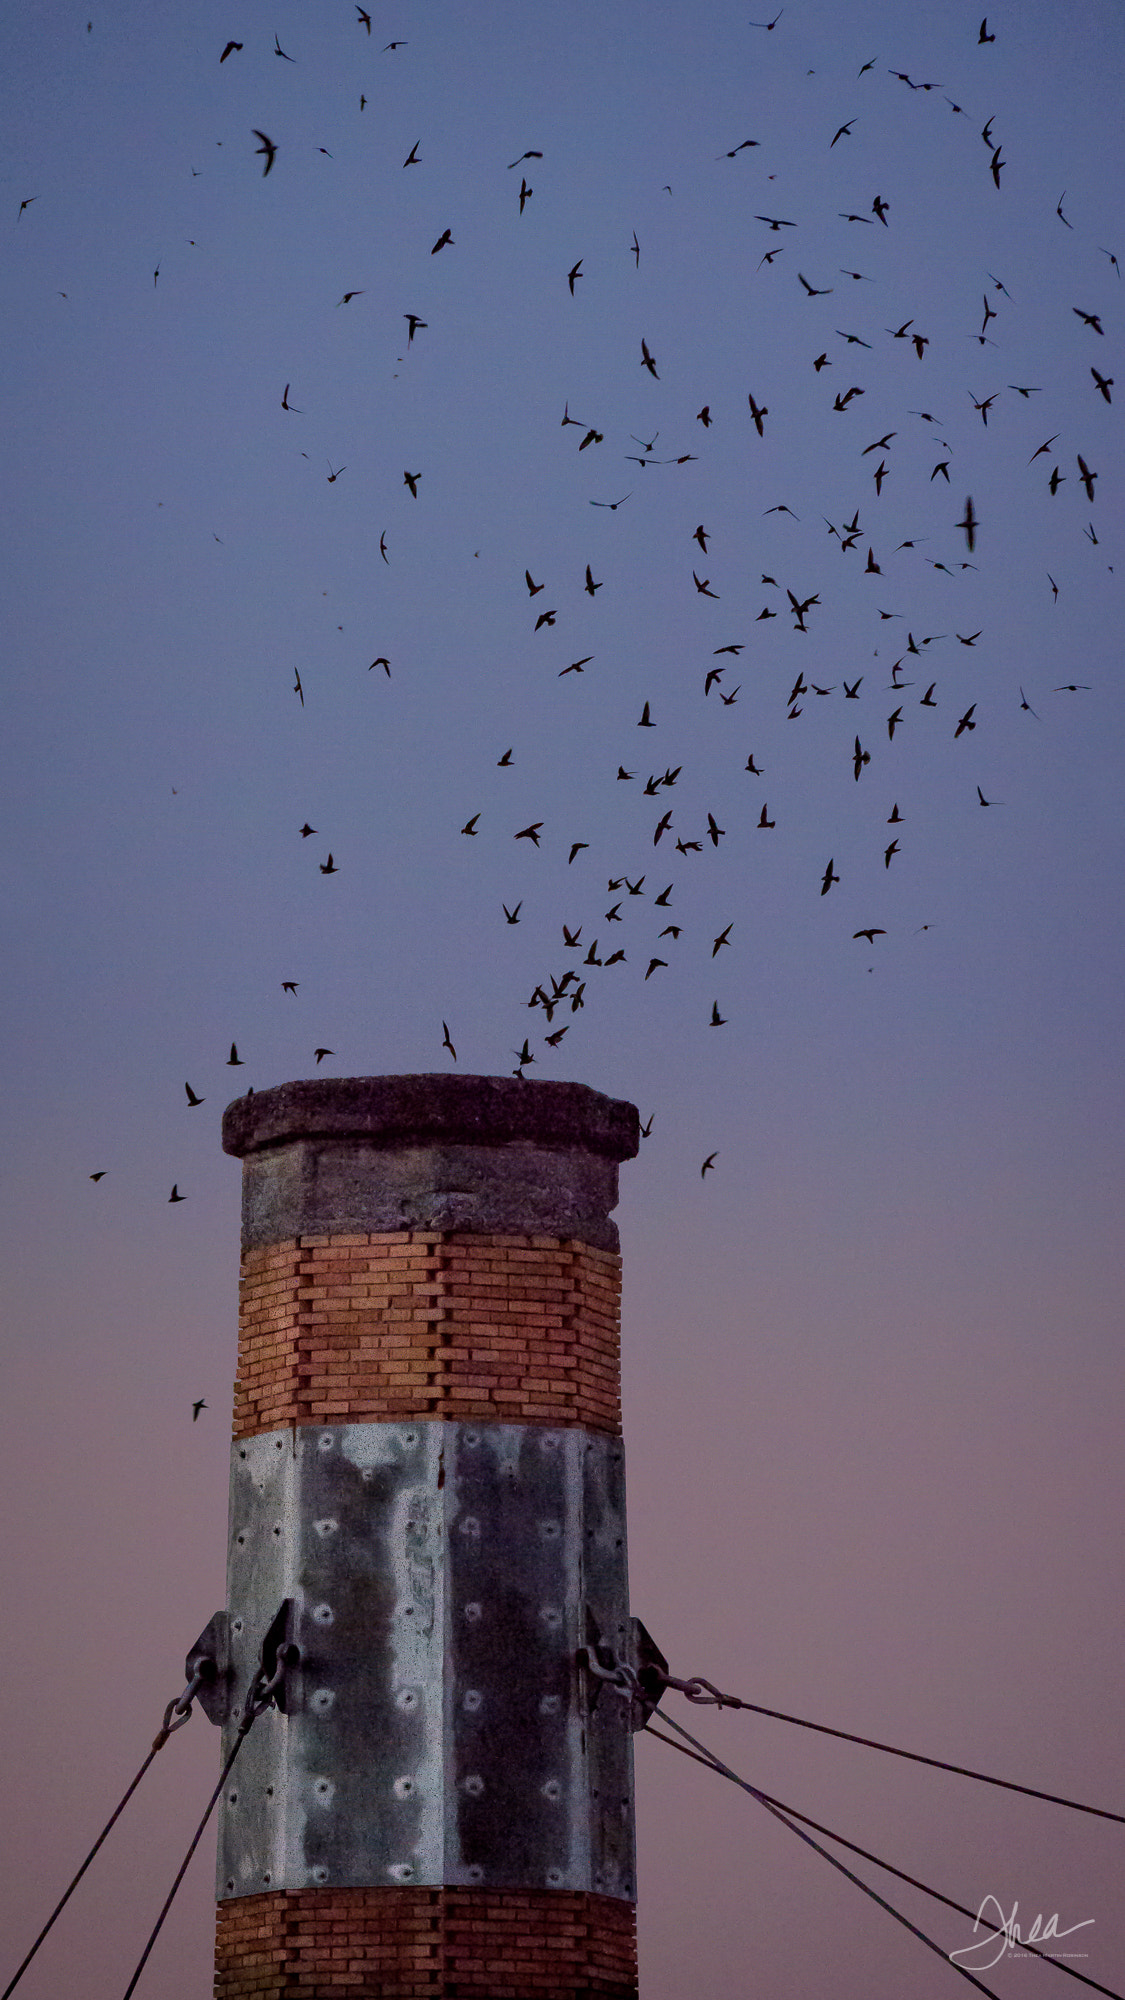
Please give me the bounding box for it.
[221,1073,640,1164]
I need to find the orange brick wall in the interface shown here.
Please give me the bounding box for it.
[232,1232,622,1439]
[214,1887,638,1997]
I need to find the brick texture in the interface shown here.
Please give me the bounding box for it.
[232,1233,622,1439]
[214,1888,638,1997]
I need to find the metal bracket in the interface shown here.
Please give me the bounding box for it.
[185,1611,233,1727]
[578,1614,669,1732]
[628,1616,669,1730]
[255,1598,301,1715]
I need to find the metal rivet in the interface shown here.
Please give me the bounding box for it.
[539,1605,562,1630]
[546,1867,564,1886]
[458,1515,480,1538]
[393,1776,415,1798]
[466,1864,484,1884]
[272,1525,281,1537]
[538,1519,561,1541]
[388,1863,414,1882]
[402,1430,418,1447]
[462,1689,482,1713]
[228,1790,238,1804]
[539,1694,561,1716]
[225,1879,235,1893]
[463,1774,484,1797]
[464,1430,480,1448]
[361,1467,374,1482]
[463,1602,482,1623]
[236,1532,246,1546]
[318,1433,335,1452]
[395,1688,419,1711]
[262,1871,271,1884]
[233,1618,243,1633]
[314,1518,338,1538]
[311,1866,329,1884]
[312,1602,334,1625]
[311,1688,335,1713]
[313,1777,334,1802]
[238,1449,247,1460]
[541,1434,560,1451]
[274,1438,283,1450]
[542,1779,562,1801]
[265,1786,274,1798]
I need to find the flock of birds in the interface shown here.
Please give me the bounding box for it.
[50,7,1114,1216]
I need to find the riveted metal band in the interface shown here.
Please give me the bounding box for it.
[218,1422,634,1901]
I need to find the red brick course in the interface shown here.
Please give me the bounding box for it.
[214,1888,638,1997]
[232,1233,622,1439]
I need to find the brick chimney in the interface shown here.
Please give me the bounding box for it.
[214,1074,640,1999]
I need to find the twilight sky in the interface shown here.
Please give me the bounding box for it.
[1,2,1122,1995]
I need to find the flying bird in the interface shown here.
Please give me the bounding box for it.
[169,1184,186,1203]
[431,229,454,254]
[274,33,295,60]
[253,131,277,176]
[641,338,659,377]
[185,1083,204,1106]
[568,260,583,294]
[320,853,339,872]
[821,859,840,894]
[220,41,242,62]
[442,1022,457,1061]
[404,470,420,496]
[192,1399,207,1420]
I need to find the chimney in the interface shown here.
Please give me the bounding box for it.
[214,1073,641,1999]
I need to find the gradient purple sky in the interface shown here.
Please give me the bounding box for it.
[2,2,1123,1994]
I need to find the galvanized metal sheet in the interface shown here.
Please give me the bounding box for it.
[217,1423,634,1900]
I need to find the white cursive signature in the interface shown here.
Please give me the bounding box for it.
[950,1895,1094,1971]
